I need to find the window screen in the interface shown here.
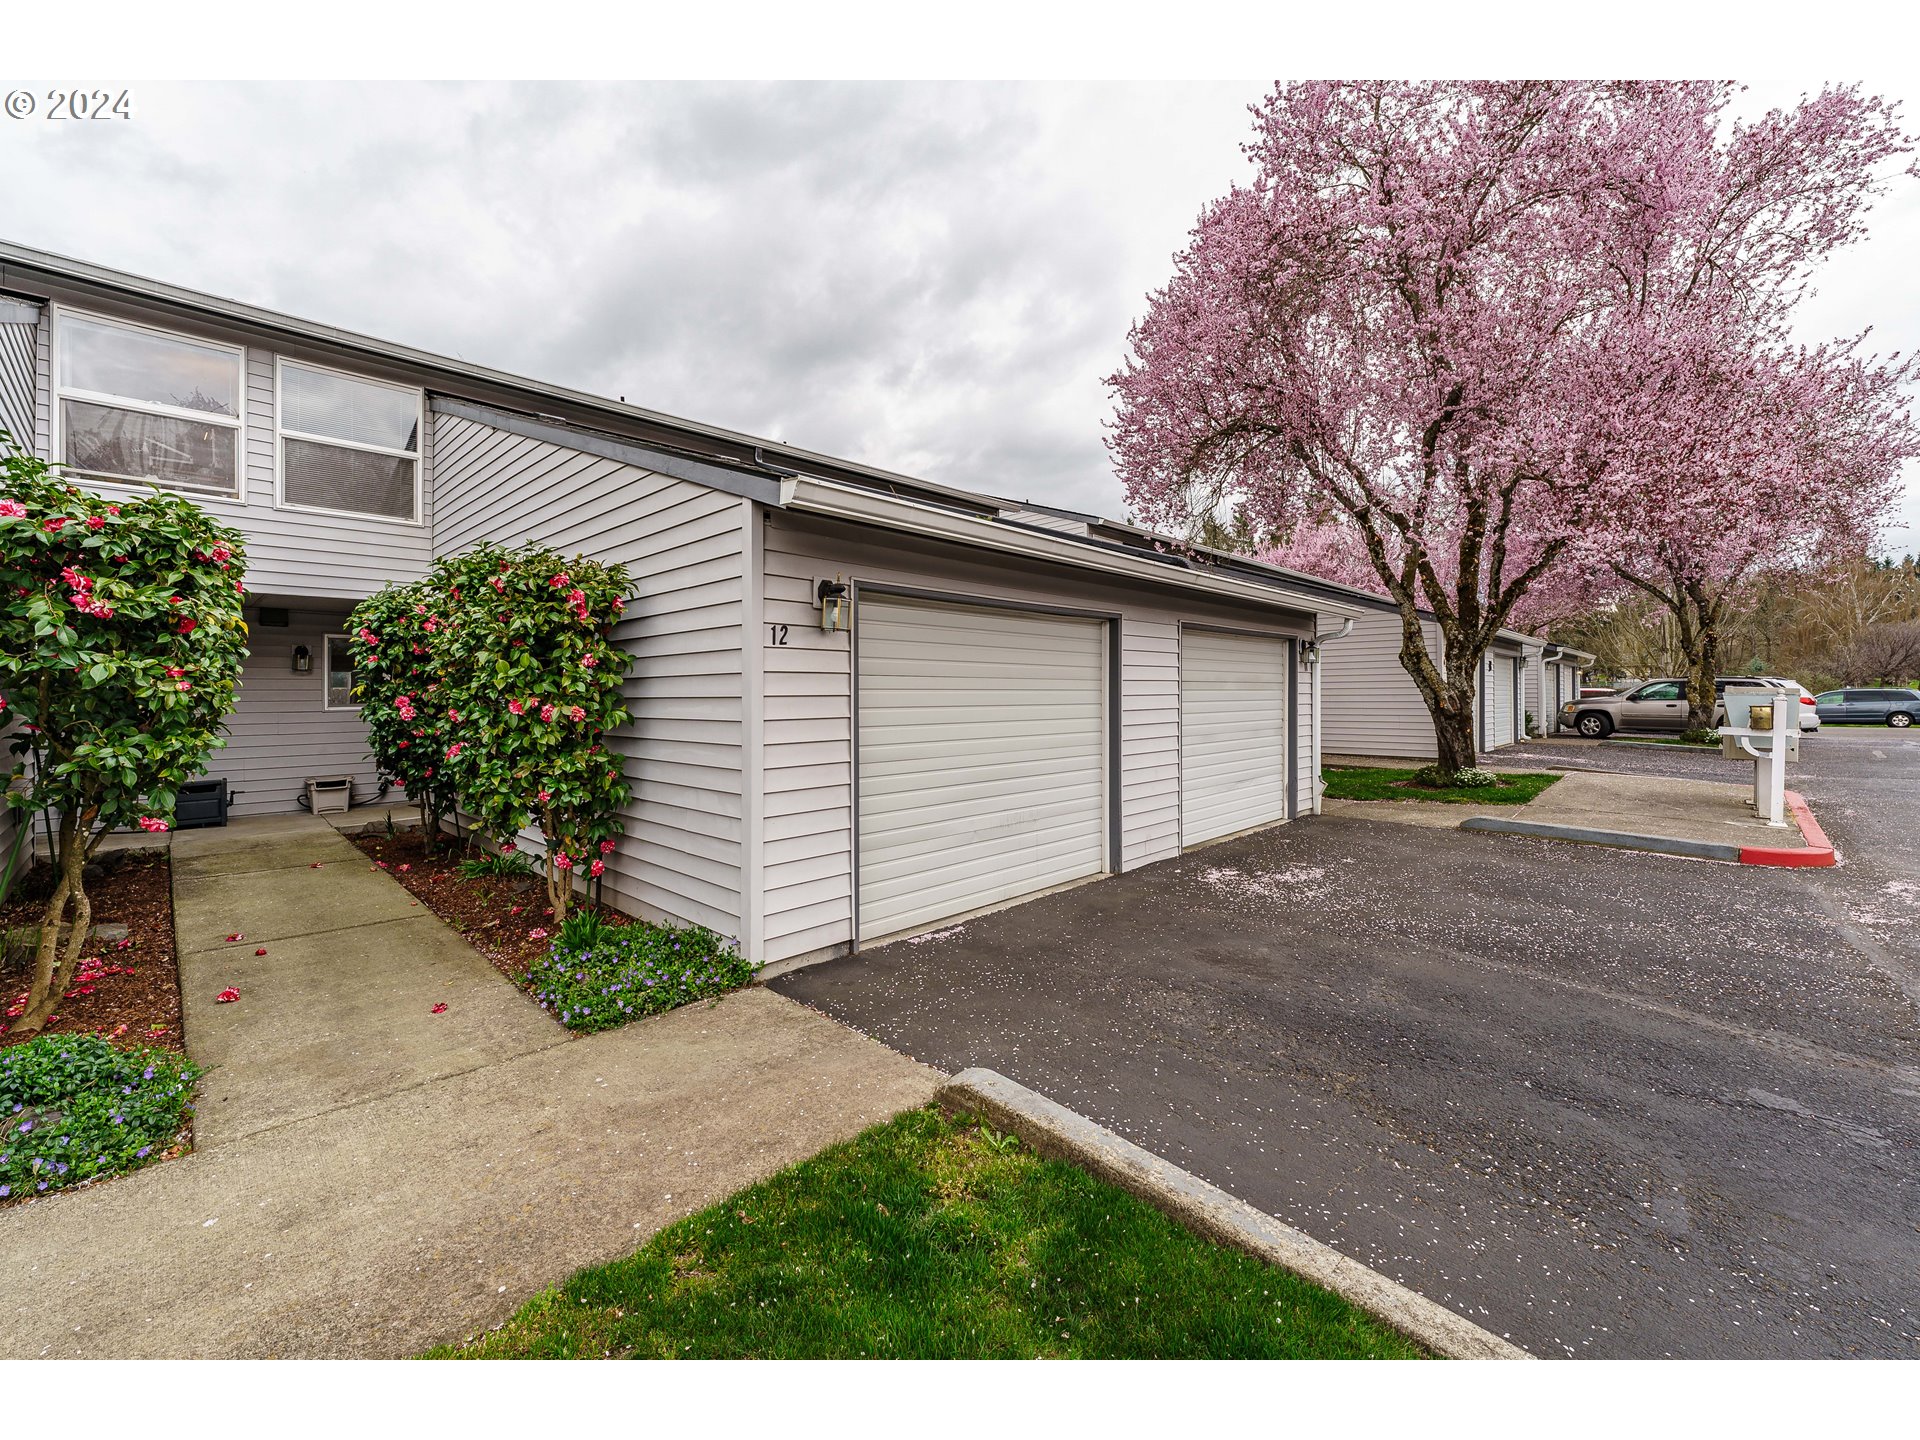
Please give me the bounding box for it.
[324,635,357,709]
[62,398,238,493]
[280,362,421,521]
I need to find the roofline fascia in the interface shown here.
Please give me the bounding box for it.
[783,478,1362,620]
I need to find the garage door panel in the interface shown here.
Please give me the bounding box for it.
[1180,628,1289,847]
[860,817,1107,893]
[858,595,1107,940]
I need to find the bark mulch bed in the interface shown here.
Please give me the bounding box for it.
[1,848,184,1052]
[349,831,631,986]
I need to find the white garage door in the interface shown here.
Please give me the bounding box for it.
[857,594,1108,941]
[1180,627,1289,847]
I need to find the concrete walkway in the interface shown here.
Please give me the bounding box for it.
[1,815,940,1358]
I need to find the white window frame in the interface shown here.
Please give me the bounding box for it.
[51,304,247,499]
[275,355,425,526]
[322,634,360,711]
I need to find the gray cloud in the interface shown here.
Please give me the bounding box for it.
[2,79,1912,549]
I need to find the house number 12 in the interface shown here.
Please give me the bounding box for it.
[769,624,789,645]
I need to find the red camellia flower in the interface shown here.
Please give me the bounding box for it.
[42,516,67,532]
[589,859,605,878]
[255,948,267,956]
[85,514,107,531]
[136,816,170,833]
[216,988,241,1004]
[599,839,616,855]
[176,618,197,635]
[431,1003,448,1014]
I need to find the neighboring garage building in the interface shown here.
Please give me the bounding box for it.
[2,239,1361,974]
[1317,604,1589,761]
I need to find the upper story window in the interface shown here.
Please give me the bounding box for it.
[278,359,422,522]
[55,309,244,496]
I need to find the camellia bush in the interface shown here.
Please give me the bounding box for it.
[1,449,249,1037]
[344,578,458,848]
[348,541,632,921]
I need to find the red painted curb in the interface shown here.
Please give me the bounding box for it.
[1738,790,1835,868]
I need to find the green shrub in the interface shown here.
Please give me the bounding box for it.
[1,1034,201,1199]
[530,914,754,1033]
[457,850,536,880]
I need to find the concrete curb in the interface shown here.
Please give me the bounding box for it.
[1741,790,1836,868]
[1458,815,1742,862]
[1459,790,1835,869]
[936,1068,1530,1361]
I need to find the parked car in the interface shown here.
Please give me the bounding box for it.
[1559,676,1817,738]
[1811,687,1920,728]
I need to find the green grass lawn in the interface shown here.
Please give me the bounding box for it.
[425,1107,1424,1360]
[1321,765,1560,805]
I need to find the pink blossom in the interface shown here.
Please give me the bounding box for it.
[589,859,605,878]
[508,699,525,715]
[165,666,185,678]
[85,514,106,531]
[568,705,586,723]
[537,788,552,803]
[357,627,378,646]
[176,680,191,692]
[599,839,616,855]
[539,703,556,723]
[553,853,573,871]
[0,499,25,519]
[580,654,596,668]
[500,841,516,853]
[42,516,66,532]
[527,927,549,941]
[136,816,169,833]
[445,742,463,759]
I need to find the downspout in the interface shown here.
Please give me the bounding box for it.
[1306,617,1354,815]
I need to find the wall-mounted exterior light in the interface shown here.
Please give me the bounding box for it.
[1301,638,1320,663]
[817,578,849,633]
[291,643,313,674]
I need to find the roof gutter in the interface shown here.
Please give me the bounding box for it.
[784,477,1362,621]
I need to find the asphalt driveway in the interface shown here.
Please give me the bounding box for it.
[775,731,1920,1358]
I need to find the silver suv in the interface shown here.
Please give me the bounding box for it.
[1559,677,1807,738]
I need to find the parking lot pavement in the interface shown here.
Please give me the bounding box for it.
[774,765,1920,1359]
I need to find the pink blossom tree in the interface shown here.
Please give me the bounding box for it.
[1582,331,1917,731]
[1108,81,1914,777]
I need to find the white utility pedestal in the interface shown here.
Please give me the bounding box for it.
[1719,687,1798,827]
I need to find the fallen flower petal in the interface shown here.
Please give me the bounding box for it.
[224,933,245,943]
[215,988,240,1003]
[431,1003,449,1014]
[255,948,267,956]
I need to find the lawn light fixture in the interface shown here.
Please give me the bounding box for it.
[817,578,849,633]
[291,643,313,674]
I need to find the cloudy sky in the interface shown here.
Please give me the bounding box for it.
[3,79,1915,554]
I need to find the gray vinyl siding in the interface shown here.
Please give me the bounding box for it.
[430,410,750,944]
[0,314,34,452]
[1320,608,1448,760]
[215,606,397,818]
[758,509,1317,967]
[22,288,433,600]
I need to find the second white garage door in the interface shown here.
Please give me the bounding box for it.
[1180,627,1290,847]
[857,594,1108,941]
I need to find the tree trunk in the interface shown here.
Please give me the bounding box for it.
[10,808,93,1038]
[1679,583,1721,735]
[1393,606,1488,783]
